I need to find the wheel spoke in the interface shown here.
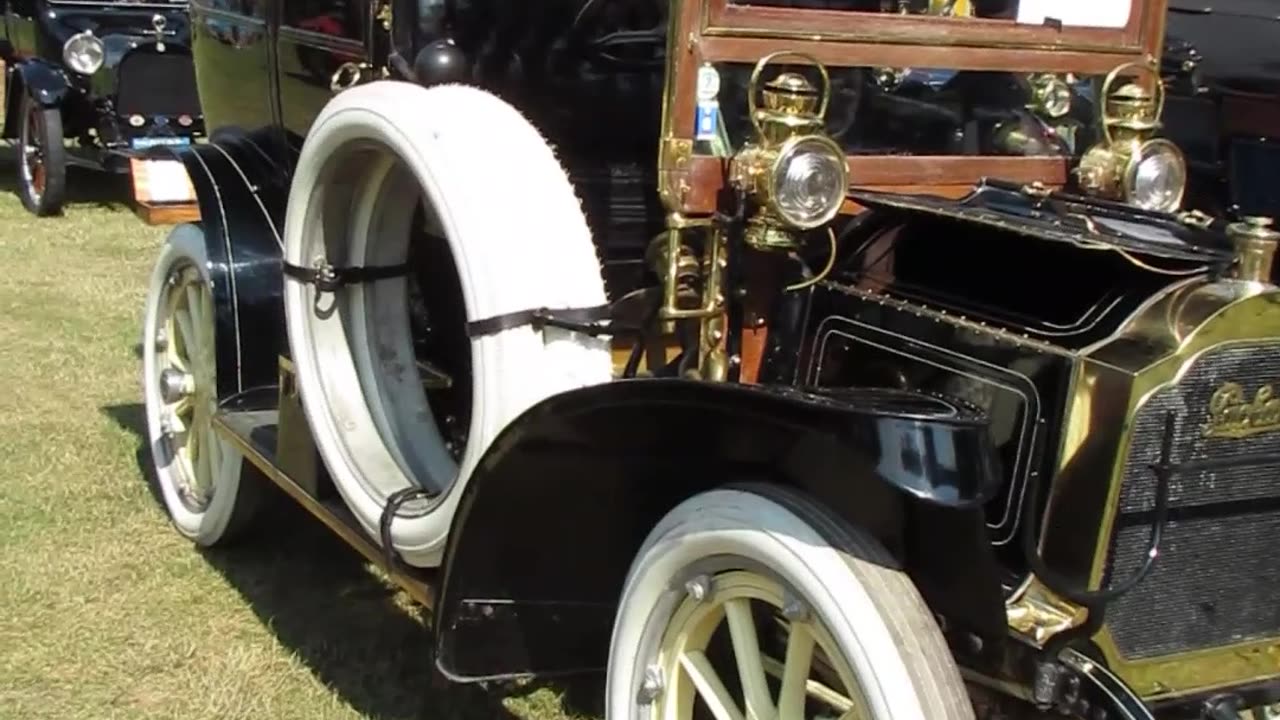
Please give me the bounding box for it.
[185,285,203,331]
[170,395,194,421]
[724,598,774,720]
[762,656,855,715]
[203,424,221,485]
[167,342,189,373]
[168,408,189,436]
[199,289,215,351]
[188,415,200,458]
[679,651,746,720]
[175,308,197,362]
[198,427,215,495]
[777,622,817,720]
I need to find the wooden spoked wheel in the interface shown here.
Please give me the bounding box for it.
[143,225,260,545]
[153,261,220,512]
[16,92,66,216]
[652,569,873,720]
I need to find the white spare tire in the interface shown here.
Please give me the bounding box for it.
[282,82,612,568]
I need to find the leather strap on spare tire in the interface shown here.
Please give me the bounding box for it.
[467,303,634,338]
[282,259,411,292]
[284,260,633,338]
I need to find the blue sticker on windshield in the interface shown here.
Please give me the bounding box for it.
[695,101,719,141]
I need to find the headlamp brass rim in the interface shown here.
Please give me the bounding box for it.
[765,133,849,231]
[1121,138,1187,214]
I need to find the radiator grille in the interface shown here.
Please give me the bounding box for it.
[1104,342,1280,659]
[116,50,200,117]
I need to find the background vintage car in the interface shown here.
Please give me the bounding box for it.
[0,0,205,216]
[1163,0,1280,223]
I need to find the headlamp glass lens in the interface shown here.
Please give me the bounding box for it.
[773,137,847,228]
[64,33,105,75]
[1130,141,1186,213]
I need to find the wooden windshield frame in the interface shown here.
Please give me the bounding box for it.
[660,0,1171,215]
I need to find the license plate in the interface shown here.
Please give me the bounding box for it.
[131,136,192,150]
[132,158,196,204]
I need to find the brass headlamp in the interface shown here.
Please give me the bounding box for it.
[1027,73,1074,120]
[1077,62,1187,213]
[730,52,849,252]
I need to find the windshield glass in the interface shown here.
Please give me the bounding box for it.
[709,63,1100,162]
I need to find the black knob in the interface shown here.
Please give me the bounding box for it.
[413,39,470,86]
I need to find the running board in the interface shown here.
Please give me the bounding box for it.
[213,407,438,609]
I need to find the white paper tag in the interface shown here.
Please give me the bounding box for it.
[1016,0,1131,29]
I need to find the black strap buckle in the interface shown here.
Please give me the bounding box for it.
[282,259,412,293]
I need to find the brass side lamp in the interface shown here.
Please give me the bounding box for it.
[1077,62,1187,213]
[730,52,849,252]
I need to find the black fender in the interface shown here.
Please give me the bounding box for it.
[434,378,1009,682]
[3,59,70,138]
[10,58,70,107]
[171,129,291,399]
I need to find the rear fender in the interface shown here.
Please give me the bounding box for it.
[172,130,291,399]
[434,378,1008,682]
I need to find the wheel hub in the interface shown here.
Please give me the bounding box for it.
[159,368,194,404]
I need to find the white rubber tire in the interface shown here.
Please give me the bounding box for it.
[607,486,976,720]
[282,81,612,568]
[142,224,261,546]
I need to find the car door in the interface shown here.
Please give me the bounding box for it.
[189,0,278,141]
[276,0,370,150]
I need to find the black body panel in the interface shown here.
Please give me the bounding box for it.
[434,378,1006,680]
[1163,0,1280,222]
[795,184,1232,576]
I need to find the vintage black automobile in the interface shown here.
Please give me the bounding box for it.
[1161,0,1280,224]
[0,0,204,216]
[138,0,1280,718]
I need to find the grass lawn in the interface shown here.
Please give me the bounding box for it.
[0,74,594,720]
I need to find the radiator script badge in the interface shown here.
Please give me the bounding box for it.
[1203,382,1280,438]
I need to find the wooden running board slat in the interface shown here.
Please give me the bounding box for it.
[213,410,437,609]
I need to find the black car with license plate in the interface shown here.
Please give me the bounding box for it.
[1,0,204,216]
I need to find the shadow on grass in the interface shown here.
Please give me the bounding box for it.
[0,147,134,212]
[101,402,600,720]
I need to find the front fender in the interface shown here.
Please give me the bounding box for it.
[434,378,1008,682]
[13,59,71,107]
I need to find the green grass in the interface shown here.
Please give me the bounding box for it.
[0,78,595,719]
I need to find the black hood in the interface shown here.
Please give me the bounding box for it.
[1168,0,1280,95]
